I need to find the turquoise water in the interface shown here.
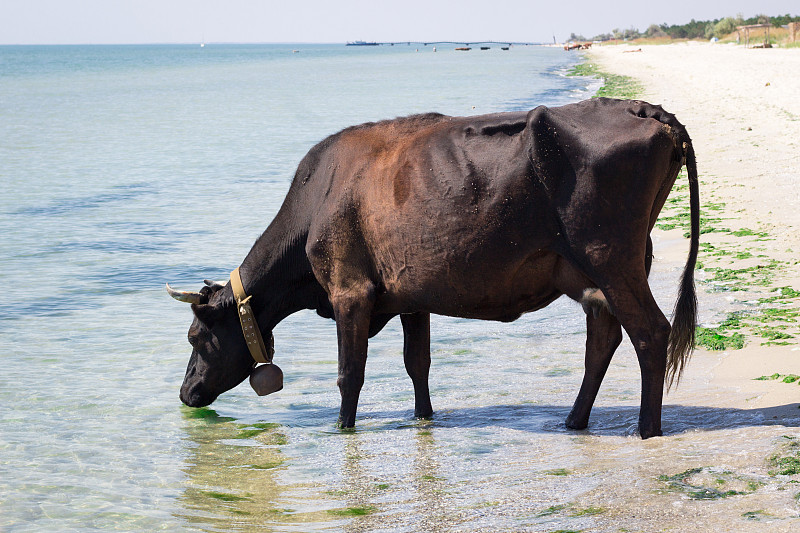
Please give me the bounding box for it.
[4,44,794,532]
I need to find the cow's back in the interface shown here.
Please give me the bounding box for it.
[302,101,686,320]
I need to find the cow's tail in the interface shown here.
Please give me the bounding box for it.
[666,139,699,390]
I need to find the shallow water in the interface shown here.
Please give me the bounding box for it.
[1,44,798,532]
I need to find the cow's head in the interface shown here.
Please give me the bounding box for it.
[166,280,274,407]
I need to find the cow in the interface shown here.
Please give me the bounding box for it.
[167,97,699,439]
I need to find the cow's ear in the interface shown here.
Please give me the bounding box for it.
[191,303,217,327]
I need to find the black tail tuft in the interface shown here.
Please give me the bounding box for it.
[666,140,699,389]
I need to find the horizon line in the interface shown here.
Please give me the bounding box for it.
[0,40,550,47]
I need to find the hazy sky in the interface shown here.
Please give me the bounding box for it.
[1,0,797,45]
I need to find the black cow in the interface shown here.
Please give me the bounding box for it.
[168,98,699,439]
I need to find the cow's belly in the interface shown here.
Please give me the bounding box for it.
[375,248,563,321]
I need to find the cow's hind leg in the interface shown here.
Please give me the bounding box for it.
[565,236,654,432]
[401,312,433,419]
[599,273,671,439]
[332,285,376,428]
[566,308,622,430]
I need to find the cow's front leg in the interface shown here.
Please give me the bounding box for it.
[332,286,375,428]
[401,312,433,419]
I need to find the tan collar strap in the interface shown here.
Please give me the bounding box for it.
[230,267,271,365]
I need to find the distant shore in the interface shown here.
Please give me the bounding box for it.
[589,42,800,414]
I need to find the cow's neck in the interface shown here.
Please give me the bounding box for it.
[236,210,317,331]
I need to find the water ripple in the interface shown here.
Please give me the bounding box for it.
[12,182,156,217]
[0,263,226,321]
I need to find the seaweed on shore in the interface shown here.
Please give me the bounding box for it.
[768,436,800,476]
[755,373,800,385]
[656,467,762,499]
[696,325,746,351]
[566,61,642,99]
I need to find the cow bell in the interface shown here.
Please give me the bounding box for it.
[249,363,283,396]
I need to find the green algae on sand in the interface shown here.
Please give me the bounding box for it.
[567,62,642,99]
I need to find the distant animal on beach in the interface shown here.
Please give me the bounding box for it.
[564,42,592,50]
[167,98,699,439]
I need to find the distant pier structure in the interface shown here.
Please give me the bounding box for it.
[346,40,540,47]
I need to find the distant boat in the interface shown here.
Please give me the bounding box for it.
[346,41,379,46]
[501,47,509,50]
[455,47,471,51]
[480,46,490,50]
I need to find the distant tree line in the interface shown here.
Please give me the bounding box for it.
[568,13,800,42]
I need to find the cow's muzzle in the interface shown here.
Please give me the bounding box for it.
[179,381,217,408]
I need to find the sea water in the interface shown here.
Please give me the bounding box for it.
[1,44,798,532]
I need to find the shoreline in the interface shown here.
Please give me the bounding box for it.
[587,42,800,415]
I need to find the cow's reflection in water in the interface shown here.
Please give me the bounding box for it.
[177,409,453,530]
[176,407,291,528]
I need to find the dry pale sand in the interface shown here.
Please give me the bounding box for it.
[589,42,800,415]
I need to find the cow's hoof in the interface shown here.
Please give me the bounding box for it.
[337,416,356,431]
[415,407,433,420]
[565,414,588,430]
[639,427,663,439]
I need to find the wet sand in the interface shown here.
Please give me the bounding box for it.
[589,42,800,414]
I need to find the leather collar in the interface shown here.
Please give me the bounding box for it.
[230,267,272,364]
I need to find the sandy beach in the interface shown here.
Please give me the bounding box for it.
[589,42,800,414]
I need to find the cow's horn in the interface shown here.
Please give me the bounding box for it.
[166,283,202,304]
[203,279,228,289]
